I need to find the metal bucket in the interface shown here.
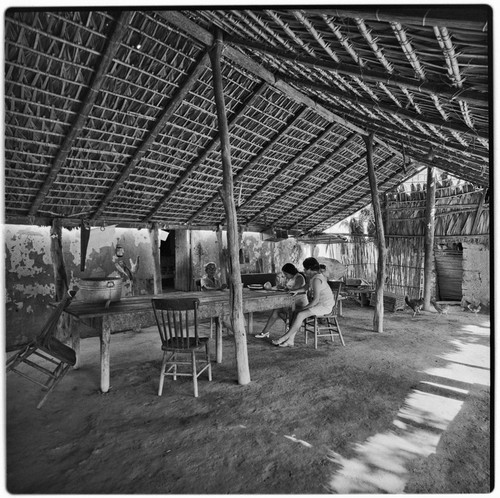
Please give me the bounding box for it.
[78,277,123,304]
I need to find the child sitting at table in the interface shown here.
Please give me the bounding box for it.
[201,262,227,291]
[255,263,307,339]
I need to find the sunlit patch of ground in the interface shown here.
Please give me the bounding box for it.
[328,319,490,493]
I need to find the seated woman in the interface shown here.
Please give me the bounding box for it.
[201,262,227,291]
[272,257,334,348]
[255,263,308,339]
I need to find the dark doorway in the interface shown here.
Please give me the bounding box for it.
[435,243,463,301]
[160,231,175,290]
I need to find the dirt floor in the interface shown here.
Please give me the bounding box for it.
[5,298,491,494]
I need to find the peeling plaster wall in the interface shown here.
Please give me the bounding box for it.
[4,226,54,348]
[4,224,157,348]
[66,226,156,297]
[462,242,490,306]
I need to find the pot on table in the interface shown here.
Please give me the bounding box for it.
[77,277,123,305]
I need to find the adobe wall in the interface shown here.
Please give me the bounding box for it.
[4,224,156,348]
[462,242,490,306]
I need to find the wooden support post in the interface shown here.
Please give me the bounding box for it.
[210,29,250,385]
[151,222,162,294]
[50,218,68,300]
[364,133,387,333]
[50,218,73,344]
[423,166,436,310]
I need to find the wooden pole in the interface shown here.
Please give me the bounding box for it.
[151,222,162,294]
[50,218,68,300]
[423,166,436,310]
[210,29,250,385]
[364,133,387,333]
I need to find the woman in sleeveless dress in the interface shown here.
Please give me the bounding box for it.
[272,257,334,347]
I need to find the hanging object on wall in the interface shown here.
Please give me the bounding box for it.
[115,243,125,258]
[80,219,91,272]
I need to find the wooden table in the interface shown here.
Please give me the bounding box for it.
[62,289,294,393]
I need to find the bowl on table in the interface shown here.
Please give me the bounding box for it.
[247,284,264,290]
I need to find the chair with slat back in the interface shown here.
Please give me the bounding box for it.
[151,297,212,398]
[328,281,345,316]
[6,289,78,409]
[303,281,345,349]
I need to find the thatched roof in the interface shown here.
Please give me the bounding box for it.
[4,6,490,235]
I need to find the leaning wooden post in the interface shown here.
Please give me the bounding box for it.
[364,133,387,333]
[423,166,436,310]
[150,222,162,294]
[50,218,68,300]
[210,29,250,385]
[50,218,73,348]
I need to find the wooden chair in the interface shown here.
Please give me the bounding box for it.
[303,282,345,349]
[152,297,212,398]
[6,290,77,409]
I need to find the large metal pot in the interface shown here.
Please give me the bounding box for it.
[78,277,123,304]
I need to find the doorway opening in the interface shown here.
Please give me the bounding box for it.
[435,243,463,301]
[160,231,175,291]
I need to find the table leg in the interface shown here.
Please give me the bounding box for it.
[72,330,81,370]
[216,315,223,364]
[247,312,254,335]
[100,316,111,393]
[70,316,81,369]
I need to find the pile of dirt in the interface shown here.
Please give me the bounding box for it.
[5,300,491,493]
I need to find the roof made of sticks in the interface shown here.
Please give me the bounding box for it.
[3,6,491,235]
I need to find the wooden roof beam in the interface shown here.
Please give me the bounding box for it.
[91,49,211,222]
[160,11,374,137]
[302,7,490,31]
[225,36,487,107]
[338,109,489,161]
[186,106,310,224]
[28,11,134,217]
[278,74,488,140]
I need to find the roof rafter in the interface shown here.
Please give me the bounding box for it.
[28,10,134,217]
[246,132,359,226]
[279,74,487,140]
[272,145,377,227]
[302,8,489,31]
[91,49,211,222]
[187,106,310,224]
[291,153,401,231]
[234,122,343,217]
[160,11,385,140]
[141,81,269,223]
[225,36,487,106]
